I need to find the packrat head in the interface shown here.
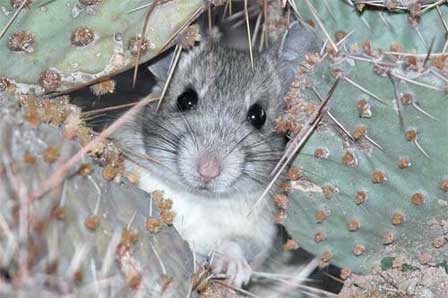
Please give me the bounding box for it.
[138,22,320,198]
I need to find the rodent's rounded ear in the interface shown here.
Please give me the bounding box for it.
[274,21,322,87]
[147,49,173,83]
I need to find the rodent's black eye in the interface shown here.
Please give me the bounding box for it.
[247,103,266,129]
[177,88,198,111]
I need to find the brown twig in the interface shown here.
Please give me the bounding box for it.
[248,78,341,216]
[132,0,160,88]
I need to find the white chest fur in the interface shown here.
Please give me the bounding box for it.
[126,160,275,259]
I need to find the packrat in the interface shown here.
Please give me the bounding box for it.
[115,21,320,287]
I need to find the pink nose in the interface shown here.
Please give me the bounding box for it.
[198,158,220,182]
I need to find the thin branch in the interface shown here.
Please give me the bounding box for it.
[249,78,340,216]
[0,0,28,40]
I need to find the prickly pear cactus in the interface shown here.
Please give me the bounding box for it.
[282,0,448,277]
[0,0,203,94]
[0,94,194,296]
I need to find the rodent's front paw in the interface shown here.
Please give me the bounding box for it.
[211,254,252,287]
[210,242,253,287]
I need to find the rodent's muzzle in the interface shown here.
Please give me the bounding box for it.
[197,156,221,182]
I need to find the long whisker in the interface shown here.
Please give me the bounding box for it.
[247,149,284,155]
[142,118,178,140]
[143,130,178,150]
[119,147,160,166]
[143,144,177,154]
[175,111,199,151]
[141,118,181,148]
[245,158,281,163]
[120,147,177,174]
[224,128,256,160]
[244,133,279,149]
[241,172,270,188]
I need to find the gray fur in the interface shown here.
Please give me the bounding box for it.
[115,21,321,286]
[143,41,285,197]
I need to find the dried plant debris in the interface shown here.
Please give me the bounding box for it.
[340,265,448,297]
[89,79,116,96]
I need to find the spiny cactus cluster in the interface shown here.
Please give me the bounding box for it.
[0,0,203,94]
[2,0,448,296]
[0,94,194,296]
[278,0,448,288]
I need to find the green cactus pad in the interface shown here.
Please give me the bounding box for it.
[0,94,194,296]
[285,0,448,274]
[0,0,203,94]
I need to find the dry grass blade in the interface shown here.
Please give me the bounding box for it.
[81,97,159,118]
[149,242,167,275]
[67,244,91,278]
[436,5,448,53]
[320,31,353,61]
[345,54,396,67]
[383,51,447,57]
[208,5,212,32]
[412,101,438,120]
[159,5,205,53]
[155,45,182,112]
[321,270,344,284]
[391,72,444,91]
[38,0,58,7]
[213,280,262,298]
[0,0,28,40]
[126,210,137,230]
[344,76,386,103]
[322,0,336,22]
[287,0,302,18]
[421,0,446,14]
[422,36,436,68]
[245,0,254,69]
[311,86,354,141]
[100,231,121,276]
[263,0,269,48]
[414,139,431,160]
[224,5,259,23]
[436,4,448,33]
[388,72,405,129]
[364,135,384,152]
[251,12,262,48]
[248,78,341,216]
[132,0,160,88]
[256,258,338,297]
[128,2,152,13]
[387,73,431,160]
[271,78,341,176]
[351,0,425,11]
[303,0,338,53]
[222,0,230,20]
